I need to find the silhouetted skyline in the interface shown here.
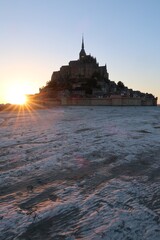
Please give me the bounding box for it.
[0,0,160,103]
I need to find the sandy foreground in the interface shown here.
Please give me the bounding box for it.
[0,106,160,240]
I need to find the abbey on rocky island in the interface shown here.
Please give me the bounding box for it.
[38,38,157,106]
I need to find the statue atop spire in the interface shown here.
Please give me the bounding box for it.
[79,35,86,60]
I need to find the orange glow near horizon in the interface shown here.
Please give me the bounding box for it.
[5,86,28,105]
[3,81,37,105]
[7,92,27,105]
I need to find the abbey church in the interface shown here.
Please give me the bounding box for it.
[41,37,113,97]
[51,37,108,86]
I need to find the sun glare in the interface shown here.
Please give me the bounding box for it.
[6,88,27,105]
[10,93,27,105]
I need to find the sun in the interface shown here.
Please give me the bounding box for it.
[9,93,27,105]
[6,87,27,105]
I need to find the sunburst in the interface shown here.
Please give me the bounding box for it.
[6,87,27,105]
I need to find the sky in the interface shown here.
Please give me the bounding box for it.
[0,0,160,104]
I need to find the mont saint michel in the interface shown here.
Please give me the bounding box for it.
[37,38,157,106]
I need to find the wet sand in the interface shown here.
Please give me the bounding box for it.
[0,107,160,239]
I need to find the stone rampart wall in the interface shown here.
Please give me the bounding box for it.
[61,97,157,106]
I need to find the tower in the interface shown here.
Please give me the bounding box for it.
[79,36,86,60]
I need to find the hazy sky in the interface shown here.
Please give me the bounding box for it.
[0,0,160,103]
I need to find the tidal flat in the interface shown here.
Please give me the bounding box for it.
[0,106,160,240]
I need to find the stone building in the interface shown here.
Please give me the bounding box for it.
[48,37,110,97]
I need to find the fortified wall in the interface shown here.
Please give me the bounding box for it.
[61,96,157,106]
[34,96,156,107]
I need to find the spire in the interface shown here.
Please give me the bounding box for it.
[82,35,84,50]
[79,35,86,60]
